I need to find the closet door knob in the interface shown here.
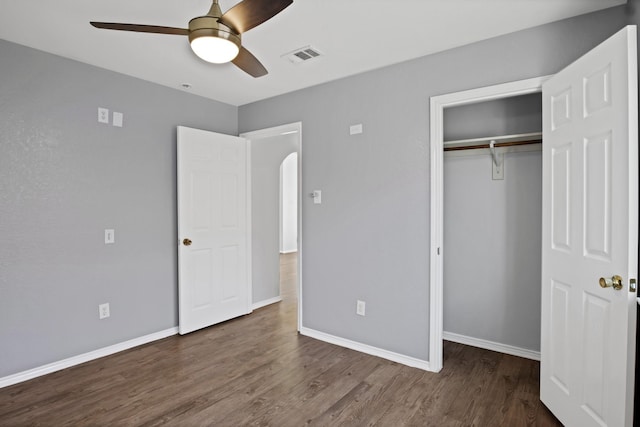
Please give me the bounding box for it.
[183,238,192,246]
[599,275,623,290]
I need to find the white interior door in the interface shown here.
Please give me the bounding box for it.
[177,126,251,335]
[541,26,638,426]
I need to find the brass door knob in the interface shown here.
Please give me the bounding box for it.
[599,275,623,290]
[183,238,192,246]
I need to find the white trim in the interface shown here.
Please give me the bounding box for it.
[429,95,444,373]
[240,123,300,140]
[0,327,178,389]
[300,327,431,371]
[280,249,298,254]
[245,135,253,315]
[252,296,283,310]
[443,331,540,361]
[241,122,303,332]
[296,125,303,333]
[429,76,549,373]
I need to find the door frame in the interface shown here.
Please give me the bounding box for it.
[428,76,549,372]
[240,122,303,331]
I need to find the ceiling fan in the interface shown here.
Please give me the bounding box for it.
[90,0,293,78]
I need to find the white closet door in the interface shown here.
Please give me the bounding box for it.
[540,26,638,426]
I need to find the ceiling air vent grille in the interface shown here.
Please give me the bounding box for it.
[282,46,323,64]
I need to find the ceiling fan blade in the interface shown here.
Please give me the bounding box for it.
[90,22,189,36]
[232,46,268,78]
[219,0,292,34]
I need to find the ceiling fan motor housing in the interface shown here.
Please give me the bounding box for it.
[188,16,241,50]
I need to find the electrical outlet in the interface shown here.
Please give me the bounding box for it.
[99,303,110,319]
[356,300,366,316]
[98,107,109,124]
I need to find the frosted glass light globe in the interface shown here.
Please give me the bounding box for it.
[190,36,239,64]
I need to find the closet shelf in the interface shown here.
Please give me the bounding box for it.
[444,132,542,152]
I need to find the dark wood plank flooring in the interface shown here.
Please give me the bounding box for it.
[0,253,561,426]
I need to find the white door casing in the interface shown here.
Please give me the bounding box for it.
[240,122,303,331]
[540,25,638,427]
[177,126,252,335]
[429,76,547,372]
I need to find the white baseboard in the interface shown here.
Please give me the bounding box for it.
[300,327,433,372]
[252,296,283,310]
[0,327,178,389]
[443,331,540,361]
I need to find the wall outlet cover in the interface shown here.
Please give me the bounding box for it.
[350,124,363,135]
[98,108,109,124]
[99,303,110,319]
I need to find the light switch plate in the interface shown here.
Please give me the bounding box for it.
[356,300,366,316]
[350,124,363,135]
[104,229,115,244]
[312,190,322,204]
[112,112,123,127]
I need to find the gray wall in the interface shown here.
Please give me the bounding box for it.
[239,4,634,361]
[0,39,237,377]
[250,133,298,304]
[443,150,542,351]
[444,93,542,141]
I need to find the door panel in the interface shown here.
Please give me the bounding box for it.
[541,26,638,426]
[584,132,611,260]
[551,144,571,251]
[177,126,251,335]
[549,280,570,394]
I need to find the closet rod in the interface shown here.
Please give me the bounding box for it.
[444,138,542,152]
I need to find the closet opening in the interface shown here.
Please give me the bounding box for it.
[442,93,543,361]
[429,76,547,372]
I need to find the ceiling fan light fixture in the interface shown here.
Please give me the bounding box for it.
[90,0,294,77]
[191,36,239,63]
[189,17,241,64]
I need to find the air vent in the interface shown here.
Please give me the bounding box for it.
[282,45,323,64]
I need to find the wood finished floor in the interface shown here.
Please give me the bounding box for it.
[0,253,561,426]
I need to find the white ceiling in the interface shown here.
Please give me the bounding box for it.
[0,0,626,106]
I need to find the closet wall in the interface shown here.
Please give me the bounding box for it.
[443,94,543,354]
